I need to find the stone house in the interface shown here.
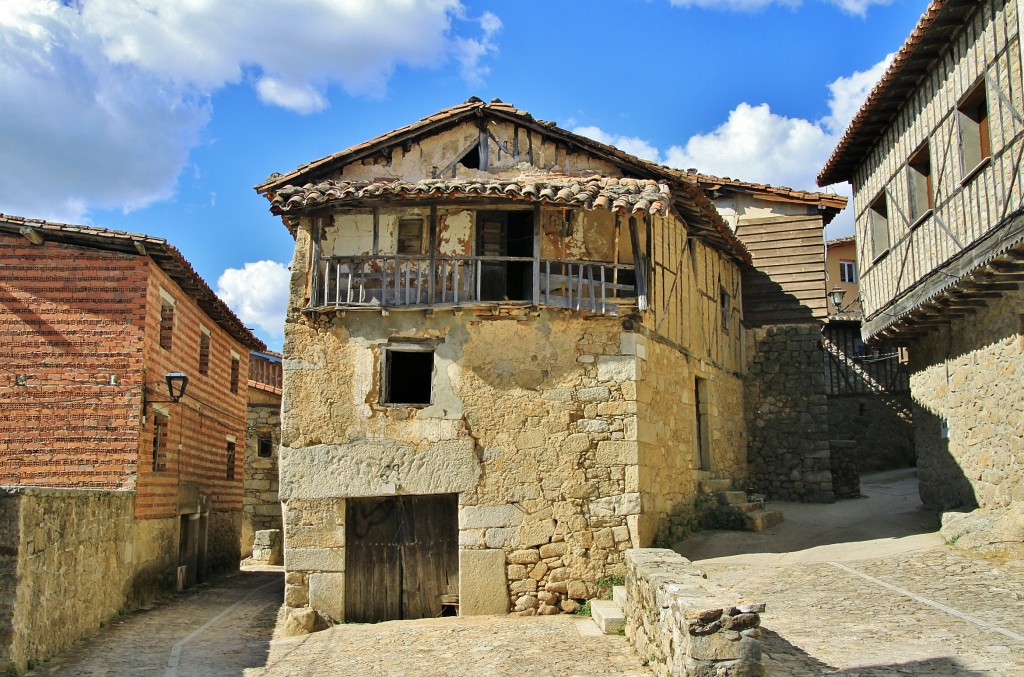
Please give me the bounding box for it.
[0,215,263,672]
[257,98,853,627]
[823,237,914,486]
[818,0,1024,513]
[242,350,283,561]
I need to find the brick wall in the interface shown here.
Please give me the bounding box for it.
[0,235,147,489]
[134,261,250,520]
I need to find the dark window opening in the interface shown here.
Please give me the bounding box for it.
[397,218,424,255]
[230,356,240,394]
[383,349,434,405]
[160,303,174,350]
[695,377,710,471]
[152,413,169,472]
[719,288,731,333]
[258,436,273,458]
[908,143,933,222]
[477,211,533,301]
[198,331,210,375]
[226,441,236,480]
[459,144,480,170]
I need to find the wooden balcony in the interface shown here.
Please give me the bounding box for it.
[309,255,643,316]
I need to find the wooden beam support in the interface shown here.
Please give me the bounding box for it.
[19,226,44,246]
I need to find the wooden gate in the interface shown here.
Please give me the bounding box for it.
[344,494,458,622]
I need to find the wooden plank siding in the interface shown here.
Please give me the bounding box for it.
[735,214,827,325]
[853,0,1024,335]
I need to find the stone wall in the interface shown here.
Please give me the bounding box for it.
[745,324,834,502]
[278,296,747,625]
[0,485,136,671]
[637,336,747,546]
[908,289,1024,510]
[827,393,915,472]
[625,548,764,677]
[242,393,281,559]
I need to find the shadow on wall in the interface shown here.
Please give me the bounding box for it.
[760,629,994,675]
[913,405,978,510]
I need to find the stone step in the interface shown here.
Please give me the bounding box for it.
[699,479,734,494]
[612,585,627,609]
[731,501,764,514]
[590,599,625,634]
[744,509,785,532]
[713,490,748,506]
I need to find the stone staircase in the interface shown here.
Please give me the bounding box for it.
[699,479,784,532]
[589,585,627,634]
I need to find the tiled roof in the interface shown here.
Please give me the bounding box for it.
[683,172,847,212]
[827,235,856,246]
[818,0,977,185]
[258,98,762,262]
[0,214,265,352]
[270,176,672,217]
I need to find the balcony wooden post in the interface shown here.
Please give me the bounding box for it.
[532,204,541,305]
[429,206,437,303]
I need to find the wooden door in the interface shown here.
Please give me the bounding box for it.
[345,494,458,623]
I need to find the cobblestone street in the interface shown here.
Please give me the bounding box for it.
[27,471,1024,676]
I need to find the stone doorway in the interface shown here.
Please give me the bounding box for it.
[344,494,458,623]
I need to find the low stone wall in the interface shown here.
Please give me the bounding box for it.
[745,324,833,502]
[0,487,138,673]
[625,548,764,677]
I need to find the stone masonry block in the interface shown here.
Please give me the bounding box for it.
[308,573,345,622]
[597,356,636,382]
[285,547,345,572]
[596,441,639,465]
[460,549,509,615]
[461,505,525,529]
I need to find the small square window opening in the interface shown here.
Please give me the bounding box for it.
[383,348,434,405]
[397,218,425,255]
[258,436,273,458]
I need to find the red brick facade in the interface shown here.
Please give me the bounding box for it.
[0,236,148,489]
[0,231,256,520]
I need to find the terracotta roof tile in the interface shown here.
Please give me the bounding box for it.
[269,176,673,218]
[818,0,977,185]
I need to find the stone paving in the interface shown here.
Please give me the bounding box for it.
[701,548,1024,676]
[25,470,1024,677]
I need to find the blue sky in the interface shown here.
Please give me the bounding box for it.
[1,0,927,350]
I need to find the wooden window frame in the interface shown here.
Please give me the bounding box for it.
[229,352,240,394]
[839,260,857,284]
[869,191,890,262]
[958,81,991,182]
[907,142,933,226]
[152,410,169,472]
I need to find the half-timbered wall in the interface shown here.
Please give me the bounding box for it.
[853,0,1024,326]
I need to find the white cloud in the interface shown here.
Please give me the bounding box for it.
[573,54,892,238]
[572,126,661,163]
[216,260,291,342]
[668,0,891,16]
[0,1,499,222]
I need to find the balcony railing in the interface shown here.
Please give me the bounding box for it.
[311,255,640,315]
[248,354,283,392]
